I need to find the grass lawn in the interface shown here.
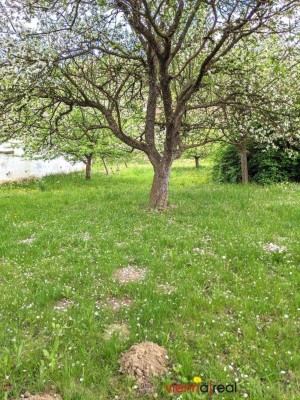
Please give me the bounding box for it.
[0,160,299,399]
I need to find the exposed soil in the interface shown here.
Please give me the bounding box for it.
[193,247,206,254]
[113,266,147,283]
[119,342,168,394]
[193,247,215,256]
[54,298,72,311]
[20,392,62,400]
[263,242,287,253]
[103,323,130,340]
[157,283,176,294]
[19,237,36,244]
[97,296,134,311]
[115,241,127,247]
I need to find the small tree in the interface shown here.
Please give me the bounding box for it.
[206,36,300,183]
[185,144,214,168]
[20,105,132,180]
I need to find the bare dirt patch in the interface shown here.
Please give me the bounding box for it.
[263,242,287,253]
[19,237,36,244]
[193,247,215,256]
[157,283,176,294]
[54,298,72,312]
[119,342,168,395]
[103,323,130,340]
[113,266,147,284]
[20,392,62,400]
[134,227,143,235]
[193,247,206,254]
[97,296,134,311]
[115,241,127,247]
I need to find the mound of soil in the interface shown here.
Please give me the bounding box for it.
[120,342,168,394]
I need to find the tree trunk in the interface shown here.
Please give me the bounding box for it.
[101,157,109,175]
[149,164,171,209]
[124,161,128,168]
[194,156,200,168]
[240,142,248,184]
[85,155,92,180]
[116,160,120,171]
[0,150,14,154]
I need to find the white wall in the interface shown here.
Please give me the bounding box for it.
[0,143,85,183]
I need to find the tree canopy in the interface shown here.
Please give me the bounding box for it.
[0,0,299,207]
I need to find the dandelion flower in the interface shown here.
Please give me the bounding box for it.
[193,376,202,383]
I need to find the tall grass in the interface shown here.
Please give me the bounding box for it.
[0,160,299,399]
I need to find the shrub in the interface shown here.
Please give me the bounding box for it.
[212,145,241,183]
[212,142,300,184]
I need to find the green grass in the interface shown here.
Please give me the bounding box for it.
[0,160,299,399]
